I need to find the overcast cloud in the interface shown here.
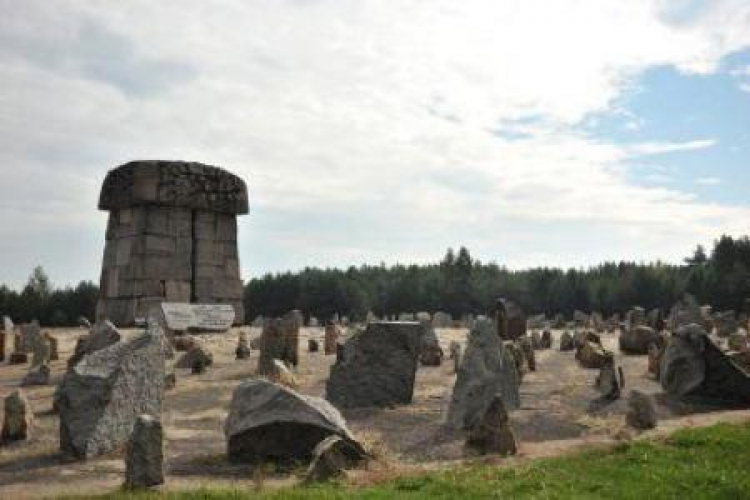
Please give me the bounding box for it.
[1,0,749,288]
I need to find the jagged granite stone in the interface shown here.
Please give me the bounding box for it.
[325,322,422,409]
[447,320,520,430]
[58,326,166,459]
[225,379,364,465]
[124,414,164,488]
[660,324,750,404]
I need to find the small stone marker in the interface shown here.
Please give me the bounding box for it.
[466,395,517,456]
[235,331,251,360]
[125,414,164,489]
[626,390,657,430]
[308,339,319,353]
[324,322,340,355]
[304,435,365,483]
[1,390,33,444]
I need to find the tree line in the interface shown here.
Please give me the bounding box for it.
[244,235,750,322]
[0,266,99,326]
[1,235,748,326]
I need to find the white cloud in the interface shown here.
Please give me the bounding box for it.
[696,177,722,185]
[0,0,749,287]
[627,139,718,156]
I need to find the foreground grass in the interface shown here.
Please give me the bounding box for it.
[73,421,750,499]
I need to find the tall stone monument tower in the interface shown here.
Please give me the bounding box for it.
[97,161,248,326]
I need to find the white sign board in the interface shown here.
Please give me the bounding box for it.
[161,303,235,331]
[3,316,13,332]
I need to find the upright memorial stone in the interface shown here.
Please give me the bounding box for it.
[326,322,422,409]
[96,161,249,326]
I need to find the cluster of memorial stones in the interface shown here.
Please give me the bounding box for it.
[2,295,750,490]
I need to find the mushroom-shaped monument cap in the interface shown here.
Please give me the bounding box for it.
[98,160,248,215]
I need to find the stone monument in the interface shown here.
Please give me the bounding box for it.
[96,161,248,326]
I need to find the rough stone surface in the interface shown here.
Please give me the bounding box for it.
[175,345,213,369]
[560,331,575,351]
[540,329,552,349]
[69,321,122,368]
[576,341,609,369]
[1,390,33,444]
[326,322,422,409]
[58,325,166,459]
[595,355,624,401]
[660,324,750,403]
[419,326,444,366]
[266,359,298,389]
[45,333,59,361]
[447,320,520,430]
[124,414,164,489]
[619,325,660,355]
[308,339,319,353]
[728,332,748,352]
[21,364,51,386]
[9,352,28,365]
[324,323,341,355]
[304,435,366,483]
[495,299,526,341]
[626,390,657,430]
[518,336,536,371]
[97,160,248,326]
[172,335,198,352]
[258,313,299,375]
[465,396,517,456]
[235,332,250,359]
[225,379,364,465]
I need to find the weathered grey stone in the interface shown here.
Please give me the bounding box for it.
[45,333,59,361]
[669,296,708,331]
[225,379,364,465]
[576,340,609,369]
[58,325,166,459]
[266,359,298,389]
[308,339,319,353]
[496,299,526,341]
[124,414,164,488]
[175,345,213,370]
[465,395,517,456]
[626,390,657,430]
[21,364,50,386]
[324,323,341,355]
[69,321,122,368]
[9,352,28,365]
[714,311,738,337]
[326,322,422,409]
[504,341,526,381]
[164,373,176,391]
[518,335,536,371]
[660,324,750,403]
[530,330,542,350]
[258,313,299,375]
[447,320,520,430]
[304,435,366,483]
[728,332,748,352]
[540,329,552,349]
[172,335,198,352]
[560,331,575,351]
[619,325,660,355]
[419,326,443,366]
[1,390,33,444]
[235,331,250,360]
[432,311,452,328]
[30,334,51,368]
[595,354,624,401]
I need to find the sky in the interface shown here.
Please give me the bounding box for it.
[1,0,749,289]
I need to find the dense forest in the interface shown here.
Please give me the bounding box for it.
[244,235,750,322]
[1,235,749,326]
